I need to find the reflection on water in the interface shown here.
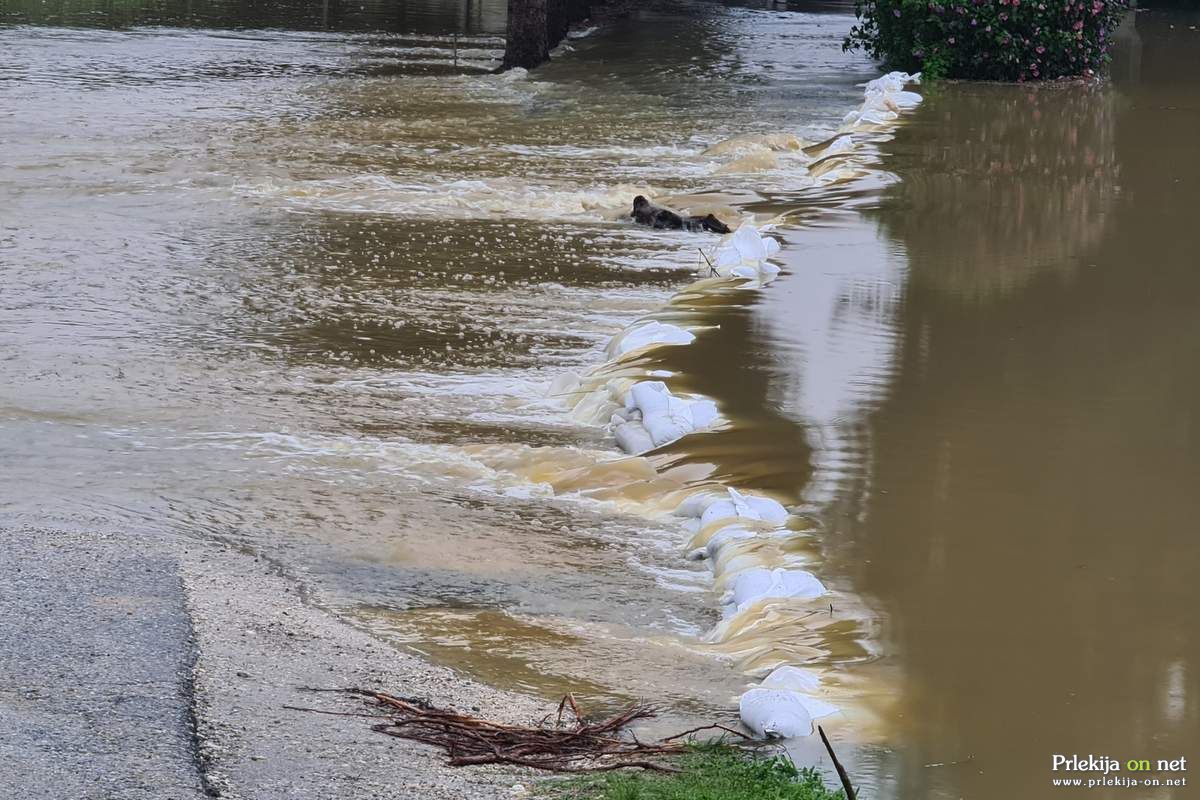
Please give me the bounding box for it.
[767,10,1198,799]
[763,222,904,511]
[4,0,1200,797]
[876,82,1118,297]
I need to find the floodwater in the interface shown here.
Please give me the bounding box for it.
[2,0,1197,797]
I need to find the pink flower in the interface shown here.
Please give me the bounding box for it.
[1073,19,1084,29]
[1036,45,1046,53]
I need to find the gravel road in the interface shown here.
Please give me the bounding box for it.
[0,524,542,800]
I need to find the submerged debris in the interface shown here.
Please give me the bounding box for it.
[289,689,751,773]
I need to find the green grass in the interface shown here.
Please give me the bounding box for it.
[541,744,843,800]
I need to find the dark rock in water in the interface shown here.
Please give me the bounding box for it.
[631,195,731,234]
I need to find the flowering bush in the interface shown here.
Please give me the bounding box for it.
[844,0,1129,80]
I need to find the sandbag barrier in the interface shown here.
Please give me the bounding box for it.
[550,72,923,740]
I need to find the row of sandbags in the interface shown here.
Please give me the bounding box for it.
[673,487,839,738]
[841,71,923,132]
[594,225,785,455]
[552,71,923,740]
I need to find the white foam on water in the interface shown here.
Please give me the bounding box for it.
[241,174,661,221]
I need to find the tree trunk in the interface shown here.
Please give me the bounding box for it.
[501,0,549,70]
[546,0,568,53]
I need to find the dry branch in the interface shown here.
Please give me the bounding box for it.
[818,724,858,800]
[293,687,751,774]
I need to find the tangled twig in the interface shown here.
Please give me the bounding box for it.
[290,688,748,773]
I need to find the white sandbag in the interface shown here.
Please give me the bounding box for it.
[758,668,838,719]
[731,265,759,279]
[743,684,838,729]
[861,91,901,113]
[862,71,921,93]
[731,225,768,261]
[688,399,719,429]
[609,407,641,424]
[703,525,757,560]
[866,88,921,109]
[822,136,856,156]
[675,490,723,518]
[642,405,696,447]
[863,109,899,125]
[792,694,838,719]
[613,420,655,454]
[799,694,839,720]
[712,548,808,582]
[726,567,773,605]
[700,498,741,527]
[843,108,899,130]
[704,225,781,282]
[864,76,904,93]
[686,522,755,561]
[626,381,670,415]
[728,567,825,609]
[642,397,717,446]
[713,245,742,270]
[738,490,788,524]
[760,665,821,693]
[607,321,694,358]
[623,381,719,448]
[740,688,814,738]
[699,488,788,527]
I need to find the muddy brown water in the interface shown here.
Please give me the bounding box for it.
[2,0,1197,797]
